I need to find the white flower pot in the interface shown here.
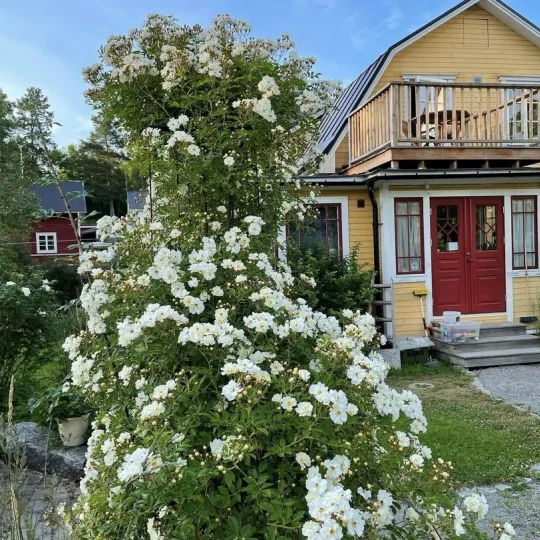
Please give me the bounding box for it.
[57,414,89,447]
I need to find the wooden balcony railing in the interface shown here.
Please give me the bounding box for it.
[349,82,540,164]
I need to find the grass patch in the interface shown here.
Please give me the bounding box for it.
[388,363,540,486]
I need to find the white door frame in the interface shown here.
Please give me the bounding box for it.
[380,182,540,325]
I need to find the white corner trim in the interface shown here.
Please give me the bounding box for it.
[316,196,350,256]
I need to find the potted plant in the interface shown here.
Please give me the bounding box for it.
[28,384,91,447]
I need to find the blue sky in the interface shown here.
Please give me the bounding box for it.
[1,0,539,146]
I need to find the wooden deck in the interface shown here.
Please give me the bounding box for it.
[347,82,540,173]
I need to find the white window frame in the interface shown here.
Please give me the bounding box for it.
[499,76,540,141]
[36,232,58,254]
[278,196,350,260]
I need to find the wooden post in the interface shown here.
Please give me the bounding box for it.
[390,85,399,147]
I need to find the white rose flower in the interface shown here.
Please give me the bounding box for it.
[295,452,311,470]
[221,380,243,401]
[295,401,313,417]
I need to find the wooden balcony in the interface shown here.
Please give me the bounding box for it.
[348,82,540,173]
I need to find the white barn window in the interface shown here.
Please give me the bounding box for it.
[36,232,57,254]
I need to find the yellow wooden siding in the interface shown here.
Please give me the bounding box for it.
[321,189,375,269]
[513,276,540,326]
[393,282,427,337]
[374,6,540,94]
[335,134,349,171]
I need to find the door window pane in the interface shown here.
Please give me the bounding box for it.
[476,205,497,251]
[436,204,460,252]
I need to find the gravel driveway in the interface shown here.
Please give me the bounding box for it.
[476,365,540,415]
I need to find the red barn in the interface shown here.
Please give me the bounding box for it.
[30,181,87,262]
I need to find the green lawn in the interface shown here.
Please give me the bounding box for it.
[388,364,540,486]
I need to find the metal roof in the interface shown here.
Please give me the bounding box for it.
[318,0,540,156]
[31,181,87,213]
[127,190,145,210]
[316,55,385,154]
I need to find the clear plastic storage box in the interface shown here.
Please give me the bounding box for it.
[442,322,480,343]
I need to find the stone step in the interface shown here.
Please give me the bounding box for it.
[433,346,540,368]
[478,322,528,338]
[432,334,540,354]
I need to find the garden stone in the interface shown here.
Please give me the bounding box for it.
[12,422,86,480]
[379,348,401,369]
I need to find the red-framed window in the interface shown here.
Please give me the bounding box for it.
[288,203,343,258]
[395,198,424,274]
[512,196,538,269]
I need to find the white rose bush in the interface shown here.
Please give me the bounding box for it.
[66,14,513,539]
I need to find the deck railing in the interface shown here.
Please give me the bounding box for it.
[349,82,540,164]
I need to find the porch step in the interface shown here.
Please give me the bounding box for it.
[478,322,528,338]
[431,322,540,368]
[432,334,539,354]
[435,346,540,369]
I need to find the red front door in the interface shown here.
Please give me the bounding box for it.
[431,197,506,315]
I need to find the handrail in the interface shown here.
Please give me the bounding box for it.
[348,82,540,164]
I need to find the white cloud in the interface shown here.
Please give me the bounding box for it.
[296,0,337,11]
[384,2,403,31]
[75,116,94,134]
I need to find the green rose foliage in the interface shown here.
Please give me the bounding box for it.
[0,272,59,409]
[66,13,508,540]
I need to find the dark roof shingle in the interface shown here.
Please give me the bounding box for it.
[127,190,145,210]
[31,181,87,213]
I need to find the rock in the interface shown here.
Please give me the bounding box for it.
[10,422,86,480]
[379,349,401,369]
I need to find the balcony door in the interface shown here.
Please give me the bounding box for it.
[431,197,506,315]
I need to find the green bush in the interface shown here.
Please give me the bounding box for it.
[43,263,83,304]
[288,243,375,317]
[0,271,62,412]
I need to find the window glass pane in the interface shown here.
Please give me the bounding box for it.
[327,221,339,254]
[408,201,420,215]
[396,202,408,216]
[396,216,409,258]
[316,206,326,220]
[513,199,524,212]
[513,214,524,253]
[525,198,535,212]
[327,206,338,219]
[409,216,421,257]
[398,259,410,273]
[525,213,535,252]
[409,258,422,273]
[514,254,525,268]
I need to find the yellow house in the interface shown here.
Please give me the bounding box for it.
[305,0,540,365]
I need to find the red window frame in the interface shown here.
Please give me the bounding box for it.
[511,196,538,270]
[287,203,344,259]
[395,198,425,274]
